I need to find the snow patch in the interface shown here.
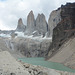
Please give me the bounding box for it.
[0,31,52,42]
[0,33,11,37]
[15,31,25,37]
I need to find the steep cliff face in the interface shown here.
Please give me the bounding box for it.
[47,3,75,61]
[48,9,61,37]
[25,11,36,34]
[16,18,26,32]
[36,14,48,36]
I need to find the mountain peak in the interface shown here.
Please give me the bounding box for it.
[18,18,23,25]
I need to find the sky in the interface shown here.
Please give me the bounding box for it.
[0,0,75,30]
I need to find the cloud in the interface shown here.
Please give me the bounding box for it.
[0,0,75,30]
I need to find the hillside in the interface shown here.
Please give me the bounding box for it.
[48,37,75,69]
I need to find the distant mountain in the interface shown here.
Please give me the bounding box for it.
[0,7,61,38]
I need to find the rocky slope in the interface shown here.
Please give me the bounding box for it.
[0,51,30,75]
[48,37,75,69]
[10,37,51,57]
[0,37,25,58]
[0,31,51,58]
[47,3,75,69]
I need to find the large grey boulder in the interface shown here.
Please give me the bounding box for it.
[48,9,61,37]
[16,18,26,32]
[36,14,48,36]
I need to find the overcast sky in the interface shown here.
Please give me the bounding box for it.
[0,0,75,30]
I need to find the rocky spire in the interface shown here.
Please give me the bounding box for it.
[18,18,23,25]
[26,10,35,32]
[16,18,26,32]
[36,13,48,36]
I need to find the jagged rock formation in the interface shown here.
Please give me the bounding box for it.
[48,9,61,37]
[47,3,75,69]
[36,14,48,36]
[25,11,48,37]
[0,10,60,37]
[25,9,61,37]
[0,8,62,37]
[16,18,26,32]
[25,11,36,34]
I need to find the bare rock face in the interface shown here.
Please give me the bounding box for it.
[48,9,61,37]
[16,18,26,32]
[36,14,48,36]
[47,3,75,62]
[25,11,36,34]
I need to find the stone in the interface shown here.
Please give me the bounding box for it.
[16,18,26,32]
[36,13,48,36]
